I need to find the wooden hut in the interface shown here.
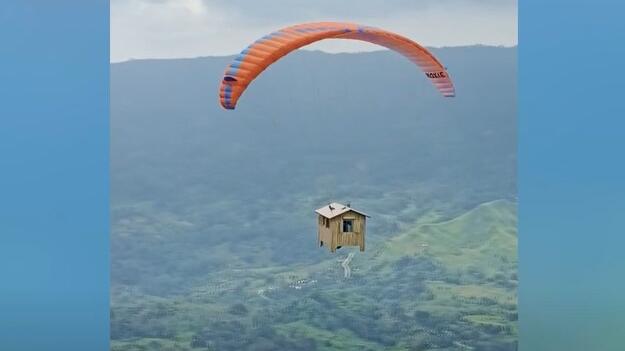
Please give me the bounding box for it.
[316,203,369,252]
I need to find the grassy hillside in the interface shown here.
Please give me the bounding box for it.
[381,200,517,277]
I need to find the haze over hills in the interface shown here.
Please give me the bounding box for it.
[111,46,516,207]
[110,46,517,351]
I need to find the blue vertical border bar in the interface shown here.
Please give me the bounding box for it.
[519,0,625,350]
[0,2,109,351]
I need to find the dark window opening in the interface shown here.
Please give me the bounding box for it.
[324,217,329,228]
[320,241,324,247]
[342,219,353,232]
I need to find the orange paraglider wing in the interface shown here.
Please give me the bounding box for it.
[219,22,455,110]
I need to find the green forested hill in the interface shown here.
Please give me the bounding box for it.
[111,200,517,351]
[110,46,517,350]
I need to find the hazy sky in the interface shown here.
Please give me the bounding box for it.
[111,0,517,62]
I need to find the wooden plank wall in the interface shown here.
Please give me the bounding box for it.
[319,211,366,252]
[333,211,365,251]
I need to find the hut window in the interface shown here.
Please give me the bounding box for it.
[342,219,354,232]
[324,217,330,228]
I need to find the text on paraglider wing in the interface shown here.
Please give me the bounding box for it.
[425,72,447,79]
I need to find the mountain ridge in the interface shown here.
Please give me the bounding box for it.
[111,44,517,64]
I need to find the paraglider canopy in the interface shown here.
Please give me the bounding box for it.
[219,22,455,110]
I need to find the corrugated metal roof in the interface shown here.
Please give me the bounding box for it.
[315,202,370,219]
